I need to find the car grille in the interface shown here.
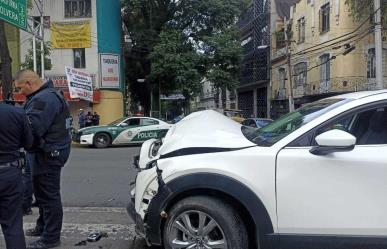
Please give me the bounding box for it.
[72,131,82,142]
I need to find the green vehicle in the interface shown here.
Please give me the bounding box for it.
[73,117,172,148]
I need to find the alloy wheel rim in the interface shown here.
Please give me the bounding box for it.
[97,135,107,146]
[168,210,228,249]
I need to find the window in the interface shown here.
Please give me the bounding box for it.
[367,48,376,78]
[141,119,159,126]
[64,0,91,18]
[242,98,353,146]
[293,62,307,87]
[316,105,387,145]
[125,118,140,126]
[320,3,330,33]
[298,17,305,43]
[279,68,286,89]
[320,54,330,84]
[73,48,86,68]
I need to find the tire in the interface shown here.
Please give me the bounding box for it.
[93,133,111,148]
[163,196,248,249]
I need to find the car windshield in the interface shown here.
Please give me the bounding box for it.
[108,117,127,126]
[242,98,352,146]
[256,120,272,127]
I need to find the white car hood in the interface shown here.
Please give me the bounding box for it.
[158,110,256,156]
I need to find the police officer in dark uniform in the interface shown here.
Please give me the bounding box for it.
[14,70,71,249]
[0,97,33,249]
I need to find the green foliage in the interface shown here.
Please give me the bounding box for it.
[20,40,52,76]
[122,0,246,105]
[345,0,387,21]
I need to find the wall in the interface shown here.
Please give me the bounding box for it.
[20,0,100,83]
[4,23,20,75]
[271,0,387,103]
[93,91,123,124]
[95,0,124,122]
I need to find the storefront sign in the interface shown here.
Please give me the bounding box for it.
[0,0,27,30]
[99,53,120,89]
[49,75,68,89]
[65,67,93,102]
[51,21,91,48]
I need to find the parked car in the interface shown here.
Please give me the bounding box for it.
[242,118,273,128]
[223,109,245,123]
[127,90,387,249]
[72,117,172,148]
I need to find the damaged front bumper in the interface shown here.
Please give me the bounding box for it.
[126,196,146,238]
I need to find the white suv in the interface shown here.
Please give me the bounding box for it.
[127,90,387,249]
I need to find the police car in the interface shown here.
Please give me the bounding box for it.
[73,117,172,148]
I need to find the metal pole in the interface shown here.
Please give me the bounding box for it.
[374,0,383,90]
[40,0,45,79]
[158,80,161,118]
[32,35,37,72]
[150,88,153,117]
[284,17,295,112]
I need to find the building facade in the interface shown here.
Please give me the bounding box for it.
[0,23,20,90]
[20,0,124,126]
[238,0,271,119]
[271,0,387,118]
[194,80,237,112]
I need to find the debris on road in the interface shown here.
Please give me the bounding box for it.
[74,240,87,246]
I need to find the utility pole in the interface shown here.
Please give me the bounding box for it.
[374,0,383,90]
[40,3,45,79]
[284,17,295,112]
[32,35,37,72]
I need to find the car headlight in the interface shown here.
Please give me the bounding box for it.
[82,130,94,135]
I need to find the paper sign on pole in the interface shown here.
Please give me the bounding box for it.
[99,54,120,89]
[65,67,93,102]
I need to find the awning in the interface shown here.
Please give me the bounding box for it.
[0,89,101,103]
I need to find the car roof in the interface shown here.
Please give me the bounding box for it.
[328,89,387,100]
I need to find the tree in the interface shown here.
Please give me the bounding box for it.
[20,40,52,76]
[0,21,13,100]
[122,0,248,111]
[345,0,387,21]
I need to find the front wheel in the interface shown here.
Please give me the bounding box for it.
[93,133,111,148]
[163,196,248,249]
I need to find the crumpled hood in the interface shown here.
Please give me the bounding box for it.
[158,110,255,156]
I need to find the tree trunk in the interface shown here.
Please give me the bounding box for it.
[0,20,13,100]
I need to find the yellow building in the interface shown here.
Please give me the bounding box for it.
[271,0,387,117]
[1,23,20,76]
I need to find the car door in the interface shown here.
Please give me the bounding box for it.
[114,118,141,144]
[276,102,387,240]
[131,118,160,143]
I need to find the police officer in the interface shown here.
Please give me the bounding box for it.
[14,70,71,249]
[0,98,33,249]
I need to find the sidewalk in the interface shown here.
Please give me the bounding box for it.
[0,207,148,249]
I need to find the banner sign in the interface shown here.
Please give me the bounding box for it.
[0,0,27,30]
[99,54,120,89]
[65,67,93,102]
[51,21,91,48]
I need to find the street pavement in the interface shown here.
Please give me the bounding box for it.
[0,146,150,249]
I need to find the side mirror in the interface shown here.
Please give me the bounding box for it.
[119,123,129,127]
[309,129,356,156]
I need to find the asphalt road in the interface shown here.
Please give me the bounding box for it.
[62,145,140,207]
[0,145,150,249]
